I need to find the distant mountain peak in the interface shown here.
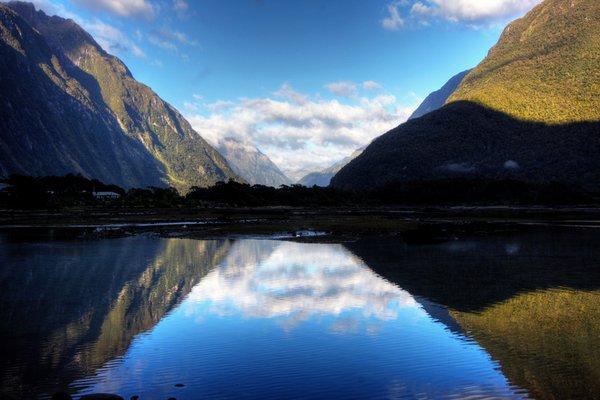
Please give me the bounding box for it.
[218,138,291,187]
[298,148,364,187]
[408,69,471,120]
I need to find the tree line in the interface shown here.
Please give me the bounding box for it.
[0,173,596,209]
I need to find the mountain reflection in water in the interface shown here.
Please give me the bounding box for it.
[1,229,598,399]
[73,239,523,400]
[0,234,232,399]
[347,228,600,400]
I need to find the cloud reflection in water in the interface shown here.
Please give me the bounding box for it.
[184,240,422,330]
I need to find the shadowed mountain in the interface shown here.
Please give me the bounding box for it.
[0,233,231,399]
[0,2,240,191]
[331,101,600,191]
[408,69,471,120]
[301,68,471,188]
[218,138,291,187]
[300,68,471,188]
[331,0,599,192]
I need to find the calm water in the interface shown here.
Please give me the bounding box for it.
[1,228,599,399]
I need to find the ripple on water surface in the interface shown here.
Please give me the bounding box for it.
[68,239,526,399]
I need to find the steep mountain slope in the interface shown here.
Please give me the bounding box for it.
[300,68,470,188]
[408,69,471,120]
[218,138,291,187]
[0,2,239,190]
[298,148,363,187]
[448,0,599,123]
[332,0,600,191]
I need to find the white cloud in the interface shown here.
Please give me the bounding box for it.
[25,1,147,58]
[28,0,66,15]
[78,19,146,58]
[148,34,178,52]
[173,0,188,12]
[172,0,189,18]
[363,80,382,91]
[274,83,308,105]
[155,28,197,46]
[411,2,434,16]
[428,0,543,23]
[131,44,146,58]
[382,3,405,30]
[72,0,156,21]
[184,83,418,181]
[326,81,358,99]
[183,101,198,112]
[147,28,198,53]
[385,0,543,29]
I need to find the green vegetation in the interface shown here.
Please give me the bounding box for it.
[345,229,600,399]
[452,289,600,399]
[333,0,600,191]
[332,101,600,190]
[0,3,239,192]
[449,0,600,123]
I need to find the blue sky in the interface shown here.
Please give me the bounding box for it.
[28,0,542,180]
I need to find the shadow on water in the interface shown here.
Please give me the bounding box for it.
[0,233,231,399]
[344,227,600,400]
[344,226,600,312]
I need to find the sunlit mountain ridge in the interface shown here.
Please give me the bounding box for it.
[332,0,600,191]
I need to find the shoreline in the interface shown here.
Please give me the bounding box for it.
[2,206,600,242]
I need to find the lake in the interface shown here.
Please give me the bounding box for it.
[1,228,599,399]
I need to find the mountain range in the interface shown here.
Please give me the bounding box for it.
[1,0,598,195]
[298,148,363,187]
[331,0,600,191]
[0,2,240,191]
[217,138,291,187]
[299,67,472,187]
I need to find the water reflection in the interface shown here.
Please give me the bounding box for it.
[347,228,600,400]
[347,228,600,312]
[0,234,231,399]
[451,288,600,400]
[2,228,597,399]
[75,239,524,400]
[185,241,418,326]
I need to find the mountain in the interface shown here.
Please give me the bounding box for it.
[217,138,291,187]
[299,67,469,188]
[298,148,363,187]
[408,69,471,120]
[447,0,599,124]
[0,2,239,191]
[331,0,600,192]
[300,68,469,188]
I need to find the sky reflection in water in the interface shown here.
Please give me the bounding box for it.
[75,239,525,399]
